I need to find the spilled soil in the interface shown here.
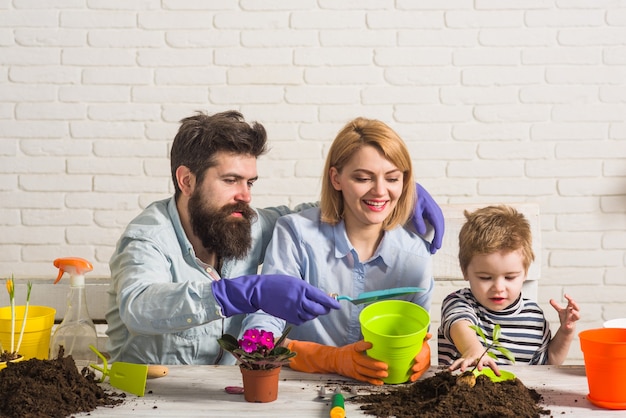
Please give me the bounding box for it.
[0,348,125,418]
[353,370,550,418]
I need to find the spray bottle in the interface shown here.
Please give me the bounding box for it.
[50,257,98,368]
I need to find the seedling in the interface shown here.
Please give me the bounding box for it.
[1,276,33,361]
[457,324,515,387]
[470,324,515,370]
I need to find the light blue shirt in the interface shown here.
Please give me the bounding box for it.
[242,207,434,347]
[106,196,301,365]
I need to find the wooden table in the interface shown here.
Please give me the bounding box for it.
[80,365,624,417]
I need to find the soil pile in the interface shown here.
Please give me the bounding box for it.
[0,349,124,418]
[354,370,550,418]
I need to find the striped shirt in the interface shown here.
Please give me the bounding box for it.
[438,288,550,366]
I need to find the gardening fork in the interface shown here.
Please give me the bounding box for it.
[317,386,354,399]
[318,387,354,418]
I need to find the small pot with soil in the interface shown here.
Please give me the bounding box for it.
[0,279,32,367]
[0,352,24,370]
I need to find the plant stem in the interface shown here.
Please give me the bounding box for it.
[16,282,32,354]
[6,278,15,354]
[467,324,515,373]
[470,345,491,373]
[10,302,15,353]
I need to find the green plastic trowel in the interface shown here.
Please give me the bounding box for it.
[89,345,149,397]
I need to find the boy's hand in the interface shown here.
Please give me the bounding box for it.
[549,293,580,333]
[449,348,501,376]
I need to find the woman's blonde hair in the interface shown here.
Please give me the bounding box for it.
[320,117,415,230]
[458,205,535,275]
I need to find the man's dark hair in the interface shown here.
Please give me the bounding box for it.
[170,110,268,198]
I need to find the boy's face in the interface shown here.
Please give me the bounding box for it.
[465,249,527,311]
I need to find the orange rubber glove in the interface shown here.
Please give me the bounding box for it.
[409,333,432,382]
[287,340,389,386]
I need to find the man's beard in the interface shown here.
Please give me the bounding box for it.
[188,192,257,260]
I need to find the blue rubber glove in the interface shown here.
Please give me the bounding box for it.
[211,274,341,325]
[412,183,445,254]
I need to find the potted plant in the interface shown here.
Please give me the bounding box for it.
[217,327,296,403]
[0,277,32,368]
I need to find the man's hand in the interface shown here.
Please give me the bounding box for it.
[212,274,340,325]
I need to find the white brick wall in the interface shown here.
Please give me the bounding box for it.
[1,1,625,364]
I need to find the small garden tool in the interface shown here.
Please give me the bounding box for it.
[318,386,360,418]
[331,286,424,305]
[89,345,149,397]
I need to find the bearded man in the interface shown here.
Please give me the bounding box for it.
[106,110,444,365]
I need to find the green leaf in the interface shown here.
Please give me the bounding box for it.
[468,323,517,373]
[496,346,516,364]
[492,324,501,344]
[26,281,33,301]
[271,346,292,356]
[275,326,292,347]
[469,325,487,343]
[217,334,239,352]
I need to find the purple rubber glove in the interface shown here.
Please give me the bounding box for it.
[412,183,445,254]
[211,274,341,325]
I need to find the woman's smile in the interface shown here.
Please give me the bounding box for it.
[363,199,389,212]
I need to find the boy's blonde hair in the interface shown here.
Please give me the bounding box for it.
[320,117,415,230]
[458,205,535,275]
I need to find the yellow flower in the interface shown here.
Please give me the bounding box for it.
[6,278,14,299]
[2,276,33,355]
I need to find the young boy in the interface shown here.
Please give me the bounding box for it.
[437,205,580,375]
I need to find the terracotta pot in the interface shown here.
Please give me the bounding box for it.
[239,366,281,403]
[0,354,25,371]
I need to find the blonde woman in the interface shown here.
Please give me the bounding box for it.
[243,117,435,385]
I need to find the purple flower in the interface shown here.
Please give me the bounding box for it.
[218,327,295,370]
[239,338,258,353]
[259,331,275,350]
[239,329,263,353]
[241,328,261,344]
